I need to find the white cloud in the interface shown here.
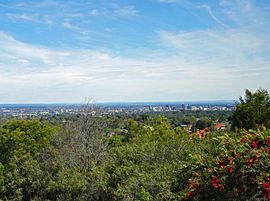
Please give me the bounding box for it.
[196,4,228,27]
[219,0,266,25]
[5,13,54,25]
[0,33,253,102]
[90,5,139,17]
[155,2,270,97]
[159,28,269,64]
[114,6,139,16]
[158,0,270,73]
[90,9,107,16]
[62,21,91,35]
[6,13,39,22]
[0,0,269,103]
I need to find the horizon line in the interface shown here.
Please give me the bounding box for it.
[0,100,236,105]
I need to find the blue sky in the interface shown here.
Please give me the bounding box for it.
[0,0,270,103]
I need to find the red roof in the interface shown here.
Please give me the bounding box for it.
[213,123,226,129]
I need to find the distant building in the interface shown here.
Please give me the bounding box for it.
[191,106,199,111]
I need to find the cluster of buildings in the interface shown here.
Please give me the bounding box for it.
[151,104,233,112]
[0,102,234,117]
[196,123,227,137]
[180,122,227,136]
[0,105,80,117]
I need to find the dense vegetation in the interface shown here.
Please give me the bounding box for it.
[231,88,270,130]
[0,89,269,201]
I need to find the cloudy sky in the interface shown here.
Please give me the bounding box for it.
[0,0,270,103]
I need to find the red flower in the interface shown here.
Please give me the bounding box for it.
[219,184,224,191]
[219,160,226,169]
[262,183,270,200]
[211,176,224,191]
[246,155,258,166]
[251,141,259,149]
[186,191,194,197]
[262,183,269,189]
[228,167,233,174]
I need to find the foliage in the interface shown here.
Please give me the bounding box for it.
[231,89,270,130]
[0,120,56,162]
[48,113,111,200]
[195,118,212,130]
[105,116,194,200]
[53,114,108,170]
[0,95,269,201]
[0,120,57,200]
[181,129,270,201]
[0,162,3,188]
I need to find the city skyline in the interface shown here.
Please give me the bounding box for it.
[0,0,270,103]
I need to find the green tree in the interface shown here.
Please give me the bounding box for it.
[0,120,56,200]
[195,119,207,130]
[231,89,270,130]
[106,116,193,200]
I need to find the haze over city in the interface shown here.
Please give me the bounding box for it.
[0,0,270,103]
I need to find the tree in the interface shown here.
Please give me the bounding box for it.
[0,120,55,163]
[0,120,56,200]
[49,105,111,201]
[195,119,209,130]
[54,112,108,170]
[106,116,193,200]
[231,89,270,130]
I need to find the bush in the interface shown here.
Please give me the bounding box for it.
[181,129,270,201]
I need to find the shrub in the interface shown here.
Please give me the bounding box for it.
[181,129,270,201]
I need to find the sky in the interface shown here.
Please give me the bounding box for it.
[0,0,270,103]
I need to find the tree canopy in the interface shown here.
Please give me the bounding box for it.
[231,89,270,130]
[0,94,270,201]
